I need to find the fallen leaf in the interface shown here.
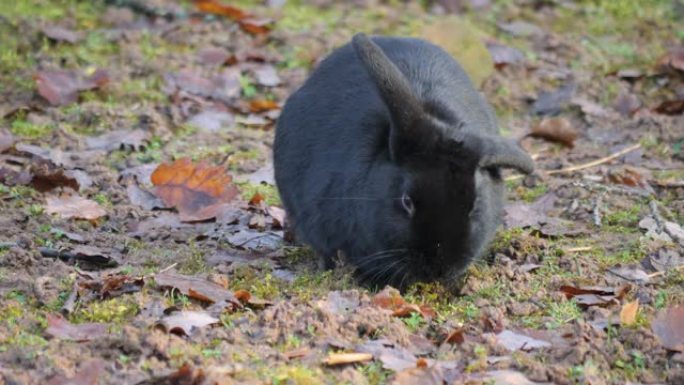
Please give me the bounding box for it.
[649,249,684,272]
[486,42,525,68]
[249,99,279,113]
[41,25,82,44]
[316,290,361,316]
[267,206,286,228]
[156,311,219,336]
[85,129,150,152]
[653,100,684,115]
[444,328,465,344]
[46,360,105,385]
[390,366,445,385]
[497,20,543,37]
[35,69,109,106]
[606,167,653,192]
[249,191,264,205]
[0,128,14,153]
[151,158,239,222]
[164,68,241,104]
[253,65,281,87]
[238,163,275,185]
[27,159,81,192]
[658,47,684,72]
[40,245,120,269]
[126,183,166,210]
[559,284,629,307]
[154,271,241,308]
[613,92,641,117]
[196,47,232,66]
[45,314,107,341]
[474,370,540,385]
[372,286,435,319]
[191,0,272,35]
[619,300,639,326]
[529,117,578,147]
[607,264,650,283]
[532,82,575,116]
[495,330,551,351]
[324,352,373,366]
[238,18,273,35]
[652,305,684,352]
[192,0,247,20]
[187,109,234,132]
[45,195,107,220]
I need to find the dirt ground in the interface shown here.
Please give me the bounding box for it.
[0,1,683,384]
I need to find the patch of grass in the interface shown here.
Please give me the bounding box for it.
[604,204,642,231]
[545,299,582,329]
[401,312,425,332]
[237,181,281,206]
[272,365,325,385]
[359,361,391,385]
[10,119,53,138]
[71,296,139,324]
[515,184,548,203]
[178,244,208,275]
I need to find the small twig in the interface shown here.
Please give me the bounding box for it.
[648,200,665,232]
[60,281,79,315]
[154,262,178,276]
[565,246,592,252]
[0,241,18,249]
[647,264,684,279]
[592,193,604,227]
[505,143,642,181]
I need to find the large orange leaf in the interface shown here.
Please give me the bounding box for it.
[151,158,239,222]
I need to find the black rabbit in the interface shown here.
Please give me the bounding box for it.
[273,33,533,289]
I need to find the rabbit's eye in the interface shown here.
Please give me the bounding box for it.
[401,192,415,217]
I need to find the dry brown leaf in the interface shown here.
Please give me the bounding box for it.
[44,314,108,342]
[0,128,14,153]
[652,305,684,352]
[156,311,219,336]
[192,0,247,20]
[249,191,264,205]
[151,158,239,222]
[324,352,373,366]
[45,195,107,220]
[155,272,241,308]
[529,117,578,147]
[249,99,279,113]
[620,300,639,326]
[45,360,105,385]
[35,69,109,106]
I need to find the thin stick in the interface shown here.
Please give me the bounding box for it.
[565,246,592,252]
[155,262,178,275]
[505,143,642,181]
[647,264,684,278]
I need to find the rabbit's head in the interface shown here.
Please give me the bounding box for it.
[350,34,534,288]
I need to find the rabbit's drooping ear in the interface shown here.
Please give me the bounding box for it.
[477,135,535,175]
[352,33,425,158]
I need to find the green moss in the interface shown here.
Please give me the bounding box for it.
[10,119,53,138]
[178,245,208,275]
[516,184,548,203]
[545,300,582,329]
[72,296,139,324]
[237,181,281,206]
[272,366,325,385]
[359,362,392,385]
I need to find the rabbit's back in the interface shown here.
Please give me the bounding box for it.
[274,36,502,264]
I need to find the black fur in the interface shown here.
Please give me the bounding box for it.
[273,34,533,289]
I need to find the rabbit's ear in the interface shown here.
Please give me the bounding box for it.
[477,136,534,174]
[352,33,425,158]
